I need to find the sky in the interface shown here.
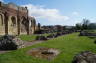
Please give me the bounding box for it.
[0,0,96,26]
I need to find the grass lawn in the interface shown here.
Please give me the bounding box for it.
[0,33,96,63]
[18,33,52,42]
[18,35,37,42]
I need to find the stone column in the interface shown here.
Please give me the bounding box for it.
[17,17,20,35]
[17,7,20,35]
[4,12,8,35]
[25,7,29,35]
[27,20,29,35]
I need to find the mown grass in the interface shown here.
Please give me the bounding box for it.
[0,33,96,63]
[18,35,37,42]
[18,33,52,42]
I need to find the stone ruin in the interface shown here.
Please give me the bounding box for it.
[35,31,74,41]
[72,51,96,63]
[36,35,48,40]
[27,47,60,61]
[0,35,24,50]
[0,1,40,35]
[79,31,96,36]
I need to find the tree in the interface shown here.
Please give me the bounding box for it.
[75,23,82,30]
[82,19,90,30]
[88,23,96,30]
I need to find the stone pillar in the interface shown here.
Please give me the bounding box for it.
[17,17,20,35]
[17,7,20,35]
[26,20,29,35]
[26,7,30,35]
[27,20,29,35]
[4,12,8,35]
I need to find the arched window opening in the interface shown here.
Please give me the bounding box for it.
[11,16,16,26]
[0,14,4,26]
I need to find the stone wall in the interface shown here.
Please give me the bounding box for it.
[0,14,5,35]
[0,1,37,35]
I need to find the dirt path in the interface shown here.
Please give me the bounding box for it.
[0,40,45,54]
[23,40,45,48]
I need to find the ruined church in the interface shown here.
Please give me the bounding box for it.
[0,2,39,35]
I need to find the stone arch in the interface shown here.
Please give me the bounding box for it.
[8,16,17,35]
[11,16,17,26]
[0,13,4,26]
[20,16,27,34]
[0,13,5,35]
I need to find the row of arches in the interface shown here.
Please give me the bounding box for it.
[0,13,36,35]
[0,14,18,35]
[21,17,36,34]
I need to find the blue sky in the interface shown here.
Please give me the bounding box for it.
[1,0,96,26]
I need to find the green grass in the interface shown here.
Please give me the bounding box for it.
[18,33,51,42]
[18,35,37,42]
[0,33,96,63]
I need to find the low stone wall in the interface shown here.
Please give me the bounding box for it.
[79,31,96,36]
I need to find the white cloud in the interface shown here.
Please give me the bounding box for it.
[72,12,79,16]
[0,0,3,2]
[22,4,69,21]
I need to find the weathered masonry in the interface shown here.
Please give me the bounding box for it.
[0,2,37,35]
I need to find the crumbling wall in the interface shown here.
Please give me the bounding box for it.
[0,1,38,35]
[0,13,5,35]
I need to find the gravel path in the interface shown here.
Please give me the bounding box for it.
[0,40,45,54]
[23,40,45,47]
[0,51,10,54]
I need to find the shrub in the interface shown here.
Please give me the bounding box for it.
[36,35,47,40]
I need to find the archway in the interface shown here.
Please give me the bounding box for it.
[0,14,5,35]
[20,17,27,34]
[8,16,17,35]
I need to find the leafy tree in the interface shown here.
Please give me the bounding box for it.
[82,19,90,30]
[88,23,96,30]
[75,18,96,30]
[75,23,82,30]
